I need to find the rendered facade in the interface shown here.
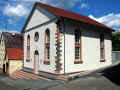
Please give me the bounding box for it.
[22,2,113,75]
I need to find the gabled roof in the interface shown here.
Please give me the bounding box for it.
[22,2,114,32]
[2,32,23,49]
[7,48,23,60]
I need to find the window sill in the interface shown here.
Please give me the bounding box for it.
[44,60,50,65]
[75,43,80,47]
[100,59,105,62]
[74,60,83,64]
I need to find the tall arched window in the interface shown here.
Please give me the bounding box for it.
[44,29,50,65]
[74,30,82,64]
[26,35,30,62]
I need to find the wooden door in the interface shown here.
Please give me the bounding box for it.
[34,51,39,74]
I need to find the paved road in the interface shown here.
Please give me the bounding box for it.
[0,70,62,90]
[0,63,120,90]
[1,73,120,90]
[46,63,120,90]
[0,81,19,90]
[46,75,120,90]
[0,76,61,90]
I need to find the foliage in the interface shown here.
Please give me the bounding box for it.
[112,32,120,51]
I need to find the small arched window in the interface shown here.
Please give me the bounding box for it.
[26,35,30,62]
[44,29,50,65]
[34,32,39,42]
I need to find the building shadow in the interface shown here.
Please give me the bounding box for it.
[0,68,7,77]
[102,63,120,85]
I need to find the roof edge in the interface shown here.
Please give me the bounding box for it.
[21,3,37,33]
[21,2,115,32]
[35,2,115,32]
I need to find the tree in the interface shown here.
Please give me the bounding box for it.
[112,32,120,51]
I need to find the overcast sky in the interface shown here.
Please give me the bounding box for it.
[0,0,120,33]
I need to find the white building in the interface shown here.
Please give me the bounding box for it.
[22,2,114,75]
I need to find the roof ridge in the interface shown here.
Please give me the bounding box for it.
[35,2,114,31]
[22,2,114,32]
[36,2,86,16]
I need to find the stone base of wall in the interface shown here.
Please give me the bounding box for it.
[8,60,22,75]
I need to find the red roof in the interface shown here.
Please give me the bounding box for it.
[7,48,23,60]
[36,2,113,31]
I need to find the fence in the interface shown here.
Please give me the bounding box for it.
[112,51,120,62]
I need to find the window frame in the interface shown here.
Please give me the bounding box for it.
[100,33,105,62]
[74,30,83,64]
[26,35,30,62]
[34,32,39,42]
[44,29,50,65]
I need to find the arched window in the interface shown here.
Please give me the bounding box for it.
[74,30,82,64]
[100,33,105,62]
[34,32,39,42]
[26,35,30,62]
[44,29,50,65]
[46,30,50,44]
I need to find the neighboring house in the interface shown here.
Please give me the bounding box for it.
[22,2,114,75]
[0,32,23,75]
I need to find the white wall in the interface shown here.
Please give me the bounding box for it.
[61,22,112,73]
[23,6,57,73]
[26,6,56,30]
[24,23,57,73]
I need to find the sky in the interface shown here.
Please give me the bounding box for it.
[0,0,120,33]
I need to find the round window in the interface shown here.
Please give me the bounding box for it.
[34,32,39,41]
